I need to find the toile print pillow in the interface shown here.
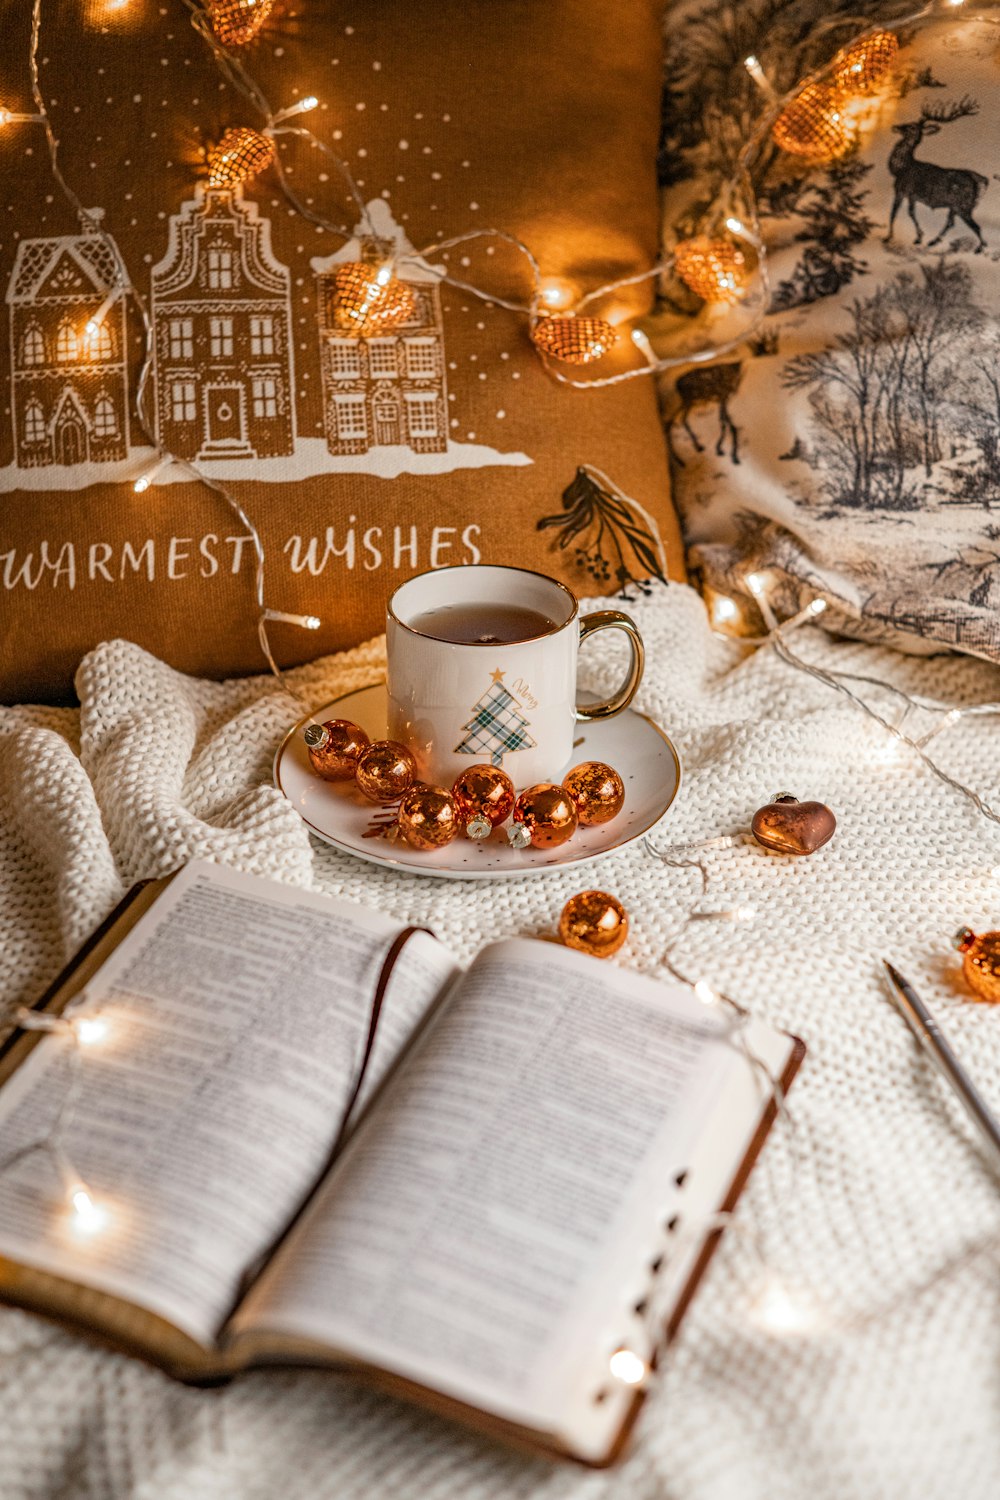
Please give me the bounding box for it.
[658,4,1000,661]
[0,0,683,703]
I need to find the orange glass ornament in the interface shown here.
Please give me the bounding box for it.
[832,30,899,94]
[205,0,275,47]
[559,890,629,958]
[531,315,619,366]
[954,927,1000,1004]
[208,127,275,187]
[451,765,516,839]
[674,236,749,305]
[398,785,459,850]
[303,719,370,782]
[328,263,417,335]
[562,761,625,826]
[772,83,851,161]
[510,784,578,849]
[355,740,417,804]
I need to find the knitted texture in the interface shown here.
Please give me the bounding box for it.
[1,583,999,1500]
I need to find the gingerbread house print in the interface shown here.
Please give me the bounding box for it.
[151,185,294,462]
[6,207,129,470]
[312,201,448,458]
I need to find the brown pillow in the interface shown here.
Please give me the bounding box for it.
[0,0,683,702]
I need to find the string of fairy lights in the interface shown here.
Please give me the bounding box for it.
[2,0,1000,1388]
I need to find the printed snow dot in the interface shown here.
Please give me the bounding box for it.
[448,392,456,401]
[461,160,470,167]
[451,418,459,428]
[380,103,389,111]
[476,321,485,330]
[358,148,367,157]
[467,433,476,440]
[415,112,424,120]
[133,94,141,102]
[469,202,479,211]
[512,372,521,380]
[486,246,495,256]
[373,61,382,70]
[432,172,441,181]
[345,24,354,32]
[356,102,365,110]
[398,139,409,150]
[443,113,451,122]
[333,130,342,140]
[382,189,391,198]
[274,46,284,56]
[469,354,478,362]
[496,410,506,419]
[396,174,405,183]
[500,351,509,360]
[448,361,458,370]
[143,253,152,263]
[422,146,432,155]
[478,372,487,381]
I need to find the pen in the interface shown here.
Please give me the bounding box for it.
[883,960,1000,1170]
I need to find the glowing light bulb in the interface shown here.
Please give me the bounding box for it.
[694,980,718,1006]
[735,905,755,923]
[69,1186,108,1234]
[75,1017,108,1046]
[711,595,740,627]
[0,109,11,127]
[751,1280,819,1335]
[809,598,828,615]
[609,1349,647,1385]
[133,454,171,494]
[263,608,322,630]
[725,216,744,235]
[539,277,578,312]
[298,96,318,113]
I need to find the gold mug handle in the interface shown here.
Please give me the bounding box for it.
[575,610,645,722]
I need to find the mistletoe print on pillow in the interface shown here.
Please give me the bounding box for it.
[0,0,683,702]
[658,4,1000,661]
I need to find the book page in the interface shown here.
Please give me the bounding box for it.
[231,939,735,1438]
[0,862,457,1348]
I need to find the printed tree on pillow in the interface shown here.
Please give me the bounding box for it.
[454,669,536,766]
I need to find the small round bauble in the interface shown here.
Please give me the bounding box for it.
[511,784,578,849]
[559,891,629,959]
[303,719,371,782]
[397,785,459,850]
[355,740,417,803]
[954,927,1000,1004]
[751,793,836,856]
[452,764,516,839]
[563,761,625,826]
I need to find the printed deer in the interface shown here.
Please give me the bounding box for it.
[670,361,743,465]
[886,96,989,253]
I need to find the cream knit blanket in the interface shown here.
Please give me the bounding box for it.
[1,583,999,1500]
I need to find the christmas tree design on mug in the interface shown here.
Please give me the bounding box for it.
[454,668,536,767]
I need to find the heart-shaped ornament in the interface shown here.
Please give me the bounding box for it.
[751,793,836,856]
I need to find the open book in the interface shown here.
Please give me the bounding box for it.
[0,861,803,1466]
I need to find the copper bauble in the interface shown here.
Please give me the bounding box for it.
[563,761,625,826]
[511,784,578,849]
[751,793,836,856]
[328,263,417,335]
[452,764,516,839]
[207,127,276,187]
[531,315,619,366]
[954,927,1000,1004]
[205,0,275,46]
[303,719,370,782]
[355,740,417,803]
[674,236,749,306]
[559,891,629,959]
[772,83,851,161]
[832,29,899,94]
[398,784,459,850]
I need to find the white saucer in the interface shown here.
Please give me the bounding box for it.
[274,684,682,880]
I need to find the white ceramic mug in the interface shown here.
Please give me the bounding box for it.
[386,565,644,787]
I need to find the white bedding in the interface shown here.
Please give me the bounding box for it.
[1,582,998,1500]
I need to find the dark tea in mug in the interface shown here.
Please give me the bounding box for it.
[408,602,558,646]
